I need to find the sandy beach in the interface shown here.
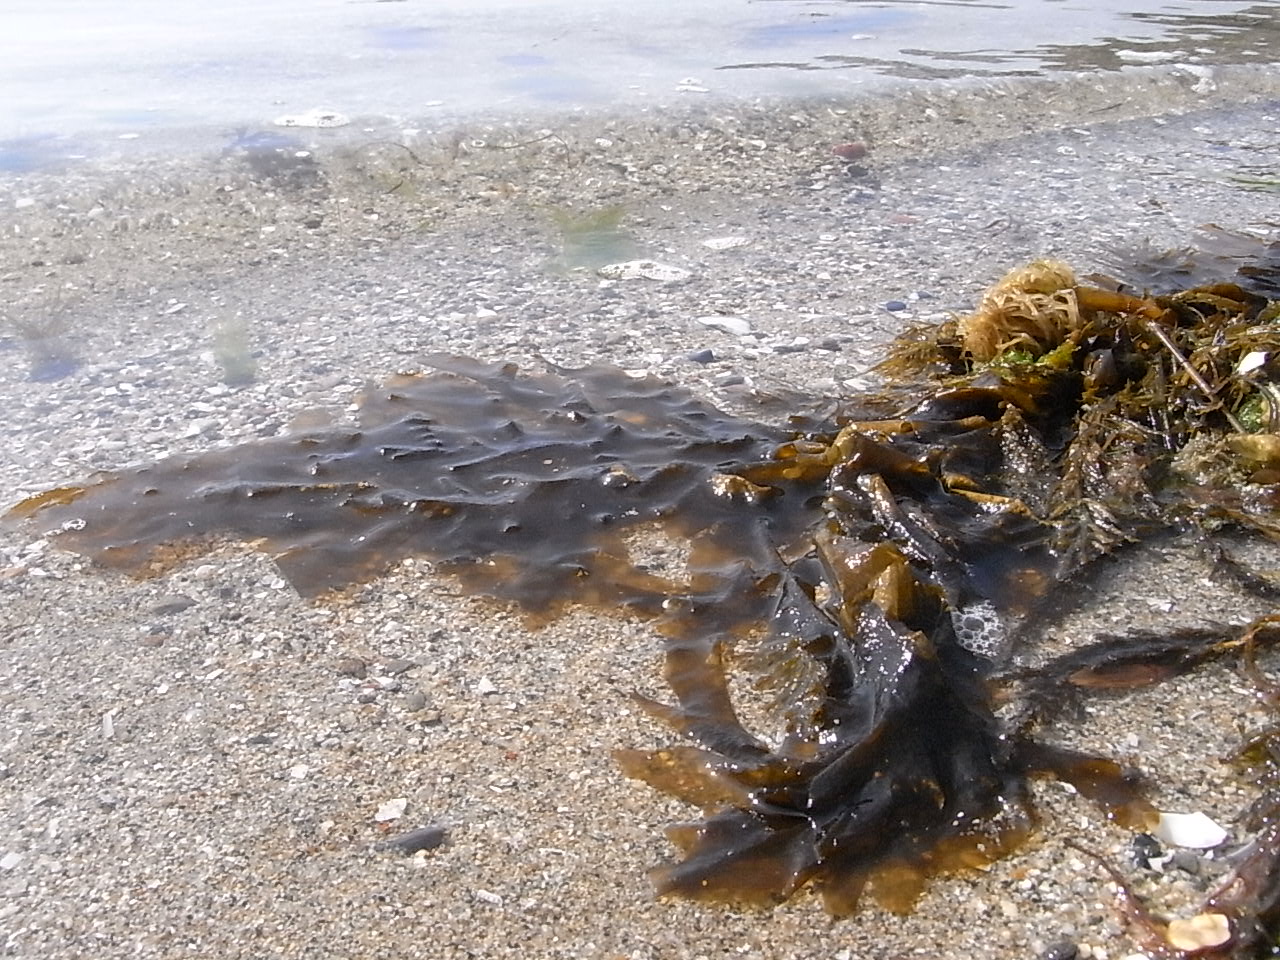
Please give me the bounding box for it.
[3,65,1280,959]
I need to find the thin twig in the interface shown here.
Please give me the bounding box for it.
[1141,316,1245,432]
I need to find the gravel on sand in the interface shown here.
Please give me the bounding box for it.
[2,65,1280,959]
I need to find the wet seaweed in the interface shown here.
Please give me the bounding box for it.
[7,235,1280,948]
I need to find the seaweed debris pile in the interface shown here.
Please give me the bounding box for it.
[8,234,1280,954]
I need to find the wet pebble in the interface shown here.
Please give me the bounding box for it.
[884,300,908,312]
[687,349,715,364]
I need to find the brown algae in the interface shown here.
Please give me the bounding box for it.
[8,248,1280,941]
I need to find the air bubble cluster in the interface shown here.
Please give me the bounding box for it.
[950,600,1008,660]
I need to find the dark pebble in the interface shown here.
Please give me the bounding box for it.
[883,300,908,312]
[914,290,937,300]
[1131,832,1163,869]
[687,348,715,364]
[245,732,275,746]
[381,824,448,855]
[382,658,418,676]
[150,594,196,615]
[714,373,746,387]
[1041,941,1078,960]
[816,338,842,352]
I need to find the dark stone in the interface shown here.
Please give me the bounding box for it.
[687,349,715,364]
[381,824,448,855]
[884,300,908,312]
[1041,942,1078,960]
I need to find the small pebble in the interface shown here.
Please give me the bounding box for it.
[382,658,417,675]
[1041,942,1077,960]
[687,349,715,364]
[884,300,908,312]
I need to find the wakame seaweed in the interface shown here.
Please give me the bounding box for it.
[8,233,1280,954]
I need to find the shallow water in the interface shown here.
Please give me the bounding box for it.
[1,0,1275,141]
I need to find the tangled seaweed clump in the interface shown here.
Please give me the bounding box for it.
[7,235,1280,953]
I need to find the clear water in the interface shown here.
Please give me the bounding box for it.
[1,0,1275,138]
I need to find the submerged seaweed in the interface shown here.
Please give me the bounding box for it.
[8,234,1280,950]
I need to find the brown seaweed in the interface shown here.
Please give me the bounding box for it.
[7,249,1280,944]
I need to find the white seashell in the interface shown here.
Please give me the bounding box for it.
[374,797,408,822]
[274,108,351,128]
[1153,810,1228,848]
[596,260,691,282]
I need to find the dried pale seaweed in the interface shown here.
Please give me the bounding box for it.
[8,233,1280,949]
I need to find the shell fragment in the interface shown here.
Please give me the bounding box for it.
[1153,810,1228,849]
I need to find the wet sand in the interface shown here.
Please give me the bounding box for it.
[2,66,1280,959]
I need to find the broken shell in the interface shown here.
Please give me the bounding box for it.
[1165,912,1231,951]
[1153,811,1228,849]
[374,797,409,822]
[696,315,752,336]
[596,260,691,282]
